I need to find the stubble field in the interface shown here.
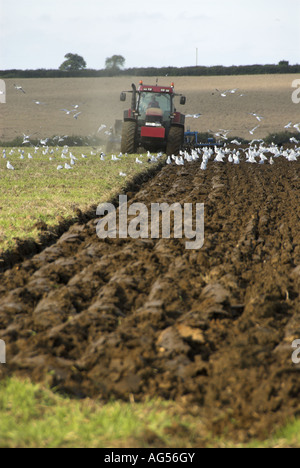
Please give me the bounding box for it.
[1,74,299,141]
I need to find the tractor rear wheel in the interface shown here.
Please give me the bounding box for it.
[121,121,137,154]
[166,126,184,156]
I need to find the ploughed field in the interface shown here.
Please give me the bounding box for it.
[0,155,299,441]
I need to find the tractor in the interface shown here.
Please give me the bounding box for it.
[120,81,186,155]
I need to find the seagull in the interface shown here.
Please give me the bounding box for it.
[284,122,293,129]
[111,154,120,161]
[14,84,25,93]
[249,112,264,122]
[61,109,76,115]
[65,163,72,170]
[290,137,299,144]
[7,161,15,170]
[57,165,64,170]
[119,172,127,177]
[186,113,202,118]
[136,157,143,164]
[33,100,46,105]
[216,88,238,97]
[166,156,172,165]
[233,154,240,164]
[293,123,300,133]
[175,156,184,165]
[249,125,260,135]
[73,112,82,120]
[97,124,107,133]
[200,160,207,170]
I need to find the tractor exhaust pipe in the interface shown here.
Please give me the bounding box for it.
[131,83,137,110]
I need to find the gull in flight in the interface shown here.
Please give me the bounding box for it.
[186,113,202,118]
[249,125,260,135]
[33,100,46,105]
[284,122,293,129]
[61,109,76,115]
[22,133,32,144]
[248,112,264,122]
[97,124,107,133]
[216,88,238,97]
[14,84,26,93]
[293,123,300,133]
[73,112,82,120]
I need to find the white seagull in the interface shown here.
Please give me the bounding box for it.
[7,161,15,170]
[249,112,264,122]
[14,84,25,93]
[249,125,260,135]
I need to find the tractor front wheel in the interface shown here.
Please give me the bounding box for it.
[166,126,184,156]
[121,121,137,154]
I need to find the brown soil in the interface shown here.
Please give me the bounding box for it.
[0,157,300,442]
[1,75,299,141]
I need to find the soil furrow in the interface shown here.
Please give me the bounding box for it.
[0,158,299,441]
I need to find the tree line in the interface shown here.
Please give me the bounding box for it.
[1,53,299,78]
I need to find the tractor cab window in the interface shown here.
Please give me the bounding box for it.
[138,92,172,120]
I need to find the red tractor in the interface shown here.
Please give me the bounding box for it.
[120,81,186,155]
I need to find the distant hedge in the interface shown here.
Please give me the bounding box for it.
[1,63,300,79]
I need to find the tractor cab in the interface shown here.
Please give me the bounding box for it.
[120,81,186,155]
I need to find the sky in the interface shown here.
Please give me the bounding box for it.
[0,0,299,70]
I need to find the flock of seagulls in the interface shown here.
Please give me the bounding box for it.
[13,82,84,122]
[12,82,115,141]
[6,81,300,176]
[165,140,300,171]
[1,143,165,173]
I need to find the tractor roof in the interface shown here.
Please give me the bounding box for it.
[138,82,175,94]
